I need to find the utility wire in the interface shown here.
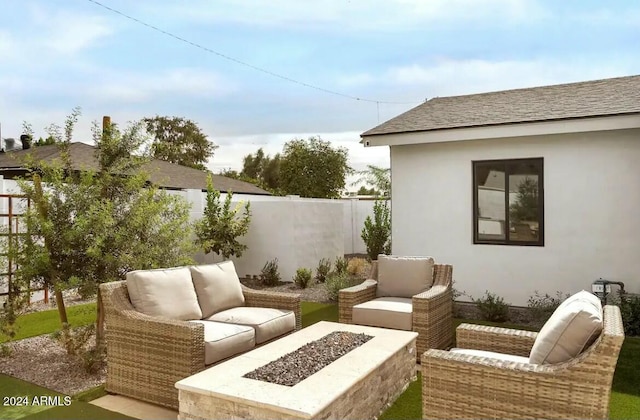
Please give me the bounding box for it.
[86,0,421,105]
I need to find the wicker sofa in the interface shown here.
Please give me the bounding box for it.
[339,255,453,359]
[100,261,301,409]
[422,294,624,419]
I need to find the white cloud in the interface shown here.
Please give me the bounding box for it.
[87,68,236,103]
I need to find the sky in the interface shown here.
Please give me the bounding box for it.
[1,0,639,190]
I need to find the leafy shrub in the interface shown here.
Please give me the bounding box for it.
[80,343,106,374]
[472,291,510,322]
[527,291,569,325]
[619,294,640,336]
[260,258,281,286]
[334,256,348,275]
[0,343,12,358]
[294,268,313,289]
[347,257,370,278]
[52,323,95,356]
[51,323,105,373]
[361,200,391,260]
[315,258,332,283]
[325,272,359,302]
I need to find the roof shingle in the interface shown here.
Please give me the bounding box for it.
[362,74,640,137]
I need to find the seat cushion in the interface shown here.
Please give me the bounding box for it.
[376,255,434,298]
[529,291,603,365]
[190,261,245,318]
[450,348,530,364]
[189,320,255,365]
[352,297,413,331]
[206,307,296,344]
[126,266,202,320]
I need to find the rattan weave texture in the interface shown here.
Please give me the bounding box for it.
[422,305,624,419]
[100,280,301,409]
[338,261,454,358]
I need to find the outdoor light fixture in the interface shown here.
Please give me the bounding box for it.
[591,278,626,305]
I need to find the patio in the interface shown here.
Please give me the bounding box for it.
[1,300,638,420]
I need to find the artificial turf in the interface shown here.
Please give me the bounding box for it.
[0,303,97,343]
[0,300,638,419]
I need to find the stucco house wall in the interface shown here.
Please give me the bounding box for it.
[390,128,640,305]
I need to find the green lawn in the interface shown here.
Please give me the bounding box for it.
[0,303,97,343]
[0,301,638,419]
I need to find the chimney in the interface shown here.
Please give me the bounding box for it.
[4,138,15,151]
[20,134,32,150]
[102,116,111,134]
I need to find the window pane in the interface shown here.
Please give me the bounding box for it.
[508,162,540,241]
[476,164,506,241]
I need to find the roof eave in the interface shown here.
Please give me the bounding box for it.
[362,113,640,147]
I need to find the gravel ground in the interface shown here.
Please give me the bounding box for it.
[0,334,106,395]
[241,277,333,303]
[243,331,372,386]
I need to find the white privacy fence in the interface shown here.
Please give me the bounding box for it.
[0,177,377,284]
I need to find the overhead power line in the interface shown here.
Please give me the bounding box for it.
[86,0,421,106]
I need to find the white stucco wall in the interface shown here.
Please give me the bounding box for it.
[190,195,345,282]
[390,128,640,305]
[342,198,377,254]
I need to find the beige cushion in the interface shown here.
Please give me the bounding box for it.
[190,261,245,318]
[189,320,255,365]
[207,307,295,344]
[529,293,603,365]
[557,290,602,313]
[376,255,434,298]
[450,348,530,364]
[126,267,202,320]
[352,297,413,331]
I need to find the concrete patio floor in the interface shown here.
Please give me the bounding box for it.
[91,395,177,419]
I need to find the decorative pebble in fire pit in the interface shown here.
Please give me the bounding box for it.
[243,331,373,386]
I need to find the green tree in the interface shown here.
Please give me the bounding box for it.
[143,116,217,170]
[357,186,378,196]
[361,199,391,260]
[241,149,282,192]
[352,165,390,197]
[194,175,252,259]
[279,136,352,198]
[509,177,538,223]
[1,108,196,345]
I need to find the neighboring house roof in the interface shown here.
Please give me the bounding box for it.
[362,74,640,137]
[0,142,271,195]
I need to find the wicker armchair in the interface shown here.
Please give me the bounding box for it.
[339,260,454,358]
[422,305,624,420]
[100,281,301,409]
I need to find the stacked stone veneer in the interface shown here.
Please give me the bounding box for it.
[178,337,417,420]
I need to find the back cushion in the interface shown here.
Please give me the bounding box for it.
[190,261,246,318]
[529,292,603,365]
[126,266,202,320]
[376,255,434,298]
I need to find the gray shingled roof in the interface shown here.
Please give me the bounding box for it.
[0,142,271,195]
[362,74,640,137]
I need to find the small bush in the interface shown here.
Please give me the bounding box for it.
[315,258,332,283]
[334,256,348,275]
[325,272,358,302]
[260,258,281,286]
[80,344,106,374]
[294,268,313,289]
[361,199,391,260]
[0,343,12,358]
[52,323,95,356]
[620,294,640,336]
[472,291,510,322]
[347,257,370,278]
[527,291,569,325]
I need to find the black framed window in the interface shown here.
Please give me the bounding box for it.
[473,158,544,246]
